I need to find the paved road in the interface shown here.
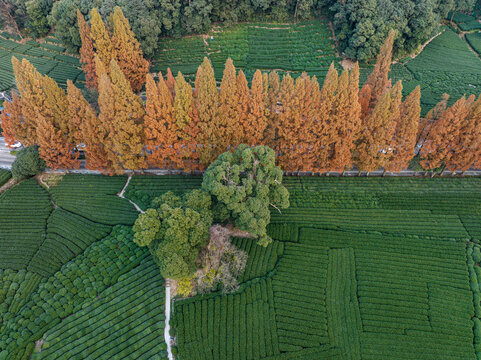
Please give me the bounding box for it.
[0,137,15,169]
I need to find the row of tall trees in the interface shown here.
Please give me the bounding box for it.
[2,26,481,173]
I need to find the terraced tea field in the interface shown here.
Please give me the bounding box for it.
[2,173,481,359]
[125,175,481,359]
[0,173,167,360]
[371,28,481,114]
[0,33,83,91]
[152,20,340,83]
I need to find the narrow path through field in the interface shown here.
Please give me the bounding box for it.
[164,280,174,360]
[118,174,144,213]
[117,174,173,359]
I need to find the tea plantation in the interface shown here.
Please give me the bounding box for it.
[0,173,167,360]
[2,173,481,359]
[152,20,340,83]
[124,175,481,359]
[0,33,84,91]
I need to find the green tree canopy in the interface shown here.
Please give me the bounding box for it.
[11,145,46,179]
[202,144,289,246]
[133,190,213,280]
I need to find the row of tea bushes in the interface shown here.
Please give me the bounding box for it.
[32,259,167,360]
[0,226,148,359]
[0,179,52,271]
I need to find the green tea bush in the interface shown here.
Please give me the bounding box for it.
[11,146,45,180]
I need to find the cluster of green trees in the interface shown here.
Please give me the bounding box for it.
[132,145,289,294]
[321,0,477,60]
[1,0,324,58]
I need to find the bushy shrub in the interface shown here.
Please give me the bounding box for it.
[11,146,45,180]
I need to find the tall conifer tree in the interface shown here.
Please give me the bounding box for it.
[196,57,219,165]
[247,69,268,145]
[89,8,114,71]
[387,86,421,171]
[144,73,181,169]
[110,6,149,92]
[421,95,474,171]
[1,92,25,147]
[36,76,79,170]
[67,80,112,173]
[11,57,43,146]
[218,58,240,148]
[77,9,97,89]
[360,29,395,116]
[98,60,145,172]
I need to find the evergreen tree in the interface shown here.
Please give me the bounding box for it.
[110,6,149,93]
[144,73,181,169]
[77,9,97,89]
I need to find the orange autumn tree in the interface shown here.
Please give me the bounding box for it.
[166,68,176,97]
[173,72,200,172]
[1,92,25,147]
[144,73,181,169]
[196,57,219,165]
[77,9,97,89]
[360,29,395,117]
[313,63,338,171]
[110,6,149,92]
[98,59,145,172]
[67,80,113,173]
[330,64,362,171]
[89,8,114,72]
[36,76,79,170]
[276,74,318,171]
[356,83,399,172]
[297,74,320,171]
[450,94,481,171]
[421,95,474,171]
[245,69,268,145]
[264,71,280,148]
[11,57,44,146]
[236,69,250,144]
[387,86,421,171]
[218,58,239,148]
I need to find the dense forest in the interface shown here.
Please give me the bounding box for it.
[0,0,478,59]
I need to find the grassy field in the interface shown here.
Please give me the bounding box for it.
[1,173,481,359]
[152,20,340,83]
[123,175,481,360]
[0,33,84,91]
[0,173,167,360]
